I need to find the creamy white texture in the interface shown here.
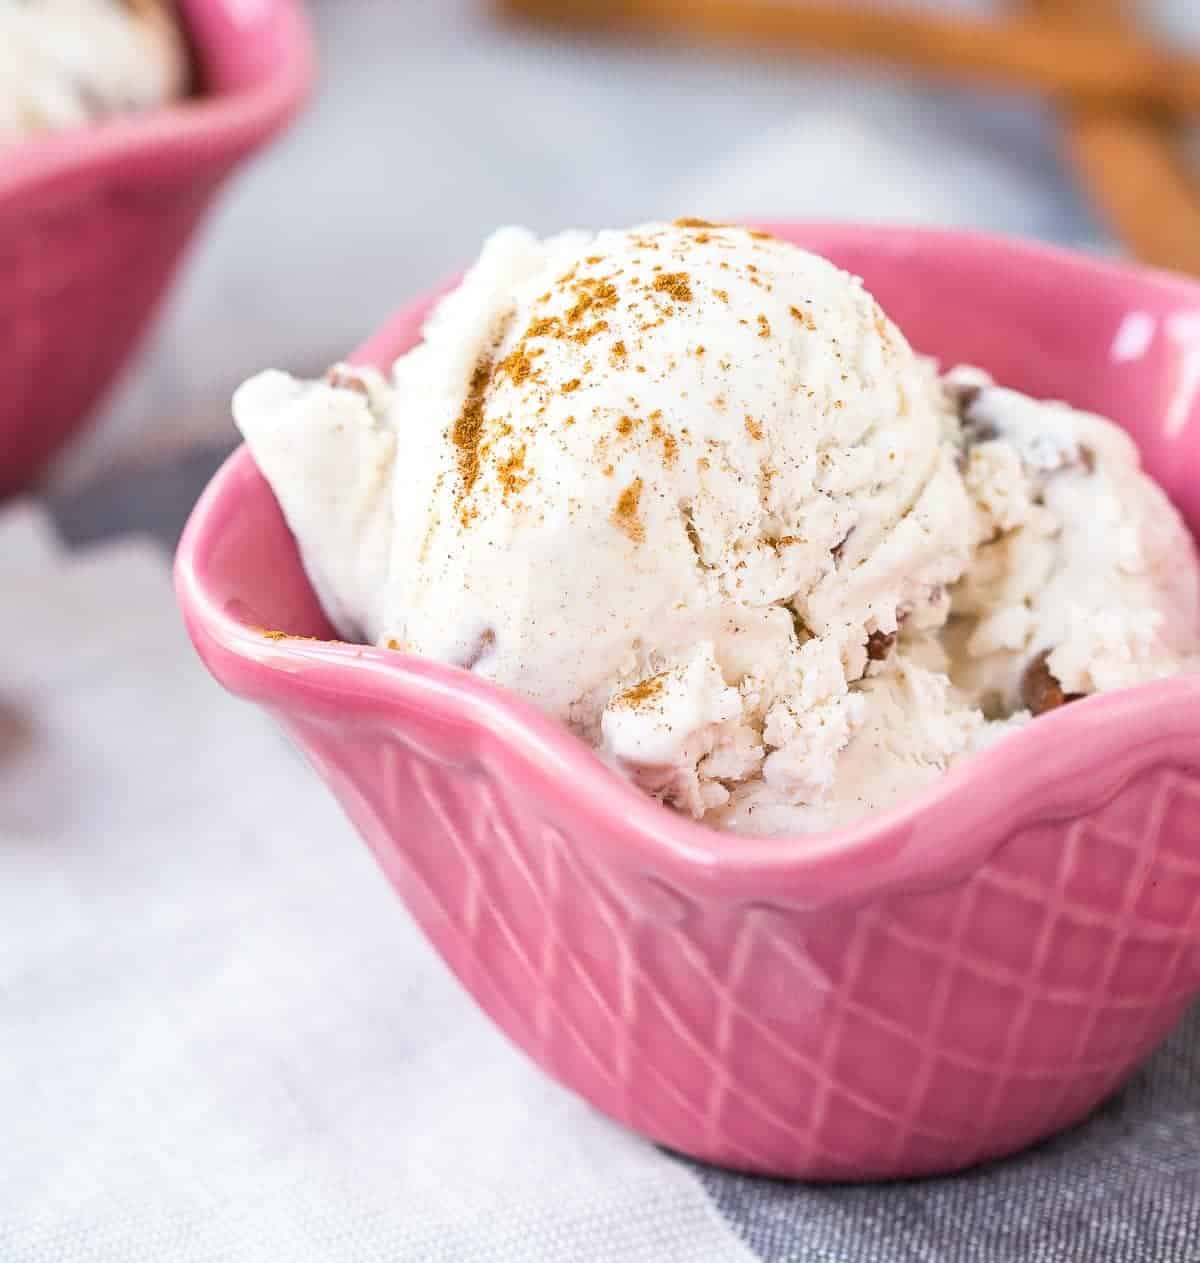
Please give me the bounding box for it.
[0,0,187,142]
[233,222,1200,837]
[946,369,1200,716]
[380,223,971,722]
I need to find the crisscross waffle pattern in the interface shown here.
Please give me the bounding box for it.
[289,708,1200,1181]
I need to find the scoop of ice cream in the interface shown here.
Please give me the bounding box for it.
[711,640,998,835]
[236,221,976,823]
[0,0,188,142]
[945,369,1200,715]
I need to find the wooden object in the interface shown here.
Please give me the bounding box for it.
[497,0,1200,116]
[1031,0,1200,276]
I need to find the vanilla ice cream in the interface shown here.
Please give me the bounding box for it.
[233,221,1200,836]
[945,367,1200,716]
[0,0,188,143]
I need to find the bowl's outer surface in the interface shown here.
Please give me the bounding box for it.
[176,226,1200,1180]
[0,0,314,496]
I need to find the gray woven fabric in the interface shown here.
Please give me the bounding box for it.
[51,465,1200,1262]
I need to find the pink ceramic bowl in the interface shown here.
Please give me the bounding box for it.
[0,0,314,496]
[176,225,1200,1181]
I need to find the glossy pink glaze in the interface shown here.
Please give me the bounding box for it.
[0,0,314,495]
[176,226,1200,1180]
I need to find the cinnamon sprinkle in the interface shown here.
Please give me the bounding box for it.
[257,628,326,643]
[566,278,619,325]
[612,478,645,544]
[757,314,772,339]
[497,344,540,386]
[495,442,531,497]
[653,272,694,303]
[612,673,666,708]
[527,315,562,339]
[790,305,817,331]
[649,414,678,465]
[744,416,764,440]
[569,320,610,345]
[450,358,493,519]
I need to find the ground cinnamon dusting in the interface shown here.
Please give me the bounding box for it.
[566,278,619,325]
[612,673,666,708]
[258,629,325,643]
[744,416,763,440]
[790,305,817,331]
[757,314,771,339]
[451,358,493,518]
[714,288,729,303]
[612,478,645,543]
[495,443,531,497]
[527,316,562,339]
[569,320,610,345]
[498,344,540,386]
[561,377,582,394]
[674,217,723,229]
[649,415,677,465]
[610,339,628,366]
[653,272,694,303]
[616,415,637,436]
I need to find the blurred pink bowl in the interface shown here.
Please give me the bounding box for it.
[176,225,1200,1181]
[0,0,314,496]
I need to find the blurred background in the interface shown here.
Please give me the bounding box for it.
[45,0,1200,495]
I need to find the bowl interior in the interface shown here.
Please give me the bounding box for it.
[201,223,1200,645]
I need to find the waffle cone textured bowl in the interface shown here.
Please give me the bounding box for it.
[0,0,314,496]
[176,225,1200,1181]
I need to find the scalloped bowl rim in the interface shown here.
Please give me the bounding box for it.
[0,0,315,198]
[176,223,1200,904]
